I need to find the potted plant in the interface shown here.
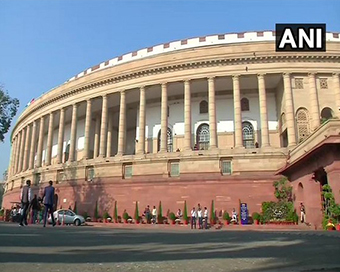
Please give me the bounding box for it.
[0,209,4,221]
[210,200,216,225]
[113,201,118,223]
[123,211,129,223]
[252,212,260,225]
[183,200,189,225]
[169,212,176,224]
[134,201,140,224]
[223,211,230,225]
[103,211,111,223]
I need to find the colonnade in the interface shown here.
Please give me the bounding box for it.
[8,72,340,178]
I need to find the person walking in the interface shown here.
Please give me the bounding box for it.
[19,180,32,226]
[42,180,56,227]
[300,202,306,223]
[30,194,40,224]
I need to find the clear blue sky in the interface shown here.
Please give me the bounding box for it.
[0,0,339,177]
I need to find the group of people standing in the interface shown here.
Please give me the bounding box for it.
[18,179,56,227]
[190,204,209,229]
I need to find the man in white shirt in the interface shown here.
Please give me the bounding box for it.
[191,207,197,229]
[204,207,209,229]
[197,207,203,229]
[152,206,157,224]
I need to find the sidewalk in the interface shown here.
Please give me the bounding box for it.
[87,221,317,231]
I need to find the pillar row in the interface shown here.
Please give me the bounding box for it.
[28,121,37,169]
[23,124,31,170]
[333,73,340,119]
[57,108,65,164]
[69,104,78,162]
[160,83,168,152]
[45,112,54,166]
[84,100,92,159]
[99,95,108,157]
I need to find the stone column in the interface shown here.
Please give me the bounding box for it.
[333,73,340,118]
[137,86,146,154]
[69,104,78,162]
[283,73,297,146]
[9,137,17,176]
[18,128,26,172]
[233,75,243,148]
[99,95,108,157]
[184,80,192,151]
[106,112,113,157]
[84,100,92,159]
[160,83,168,152]
[208,77,217,149]
[36,116,45,167]
[308,73,320,130]
[45,112,54,166]
[57,108,65,164]
[23,124,31,171]
[15,132,22,173]
[117,91,126,155]
[93,115,100,158]
[258,74,270,147]
[29,121,37,169]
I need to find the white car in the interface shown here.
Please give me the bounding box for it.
[49,209,85,226]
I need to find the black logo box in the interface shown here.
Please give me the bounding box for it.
[275,24,326,52]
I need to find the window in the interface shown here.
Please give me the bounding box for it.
[320,78,328,89]
[241,98,250,111]
[167,106,170,117]
[169,161,180,177]
[221,160,232,175]
[196,123,210,150]
[57,170,66,184]
[34,173,41,186]
[123,164,132,179]
[296,108,310,142]
[11,180,14,191]
[294,78,304,89]
[85,167,95,182]
[199,100,208,114]
[157,127,173,152]
[242,122,254,148]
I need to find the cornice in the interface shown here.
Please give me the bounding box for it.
[12,54,340,137]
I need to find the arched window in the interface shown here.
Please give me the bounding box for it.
[321,107,333,122]
[241,98,250,111]
[296,108,310,143]
[242,121,254,148]
[199,100,208,114]
[196,123,210,150]
[157,127,173,152]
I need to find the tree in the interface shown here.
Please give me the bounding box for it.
[273,177,292,202]
[134,201,139,223]
[0,86,19,142]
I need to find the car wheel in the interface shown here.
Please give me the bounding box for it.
[74,219,81,226]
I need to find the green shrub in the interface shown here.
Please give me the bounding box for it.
[183,201,188,222]
[123,211,129,220]
[134,201,139,222]
[210,200,216,223]
[252,212,260,221]
[103,211,110,219]
[114,201,118,222]
[223,211,230,221]
[262,201,294,222]
[169,212,176,221]
[158,201,163,223]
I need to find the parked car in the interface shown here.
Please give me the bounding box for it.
[48,209,85,226]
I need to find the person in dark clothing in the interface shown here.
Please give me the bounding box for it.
[30,194,40,224]
[42,180,56,227]
[19,180,32,226]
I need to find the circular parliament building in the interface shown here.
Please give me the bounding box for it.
[4,31,340,227]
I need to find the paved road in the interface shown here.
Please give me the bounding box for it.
[0,222,339,272]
